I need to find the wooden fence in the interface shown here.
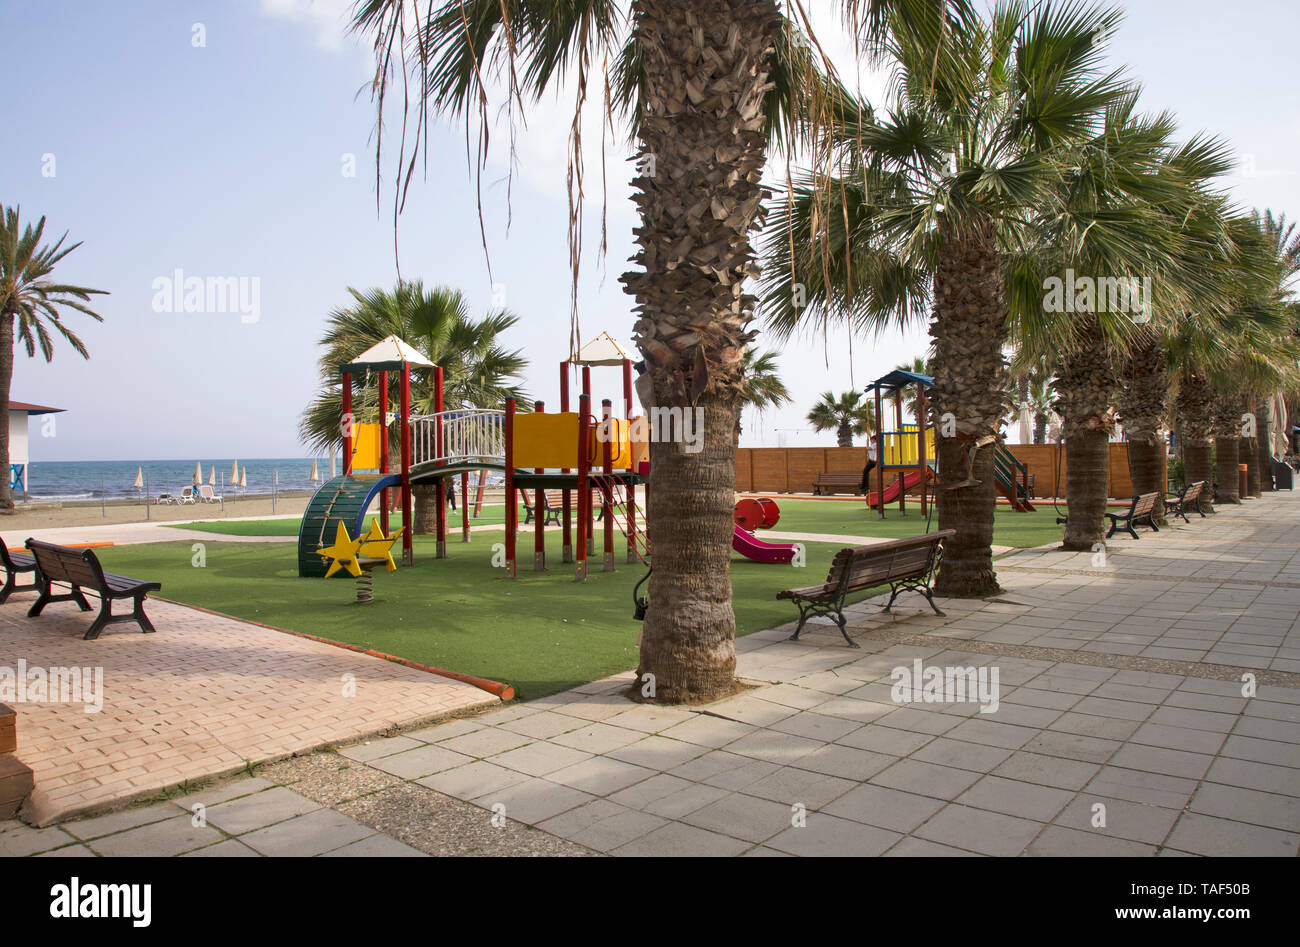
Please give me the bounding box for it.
[735,443,1160,498]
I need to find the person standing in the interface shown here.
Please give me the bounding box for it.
[860,437,878,493]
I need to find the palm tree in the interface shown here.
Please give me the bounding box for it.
[1014,94,1200,549]
[736,348,791,440]
[349,0,977,701]
[807,390,874,447]
[299,281,528,531]
[0,207,106,513]
[1250,209,1300,492]
[763,0,1129,594]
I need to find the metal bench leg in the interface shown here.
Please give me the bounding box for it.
[72,587,92,611]
[1104,517,1118,539]
[26,585,50,617]
[0,571,14,604]
[85,598,113,640]
[882,584,902,612]
[834,612,857,648]
[133,595,157,634]
[923,586,946,617]
[1125,523,1139,540]
[788,603,810,641]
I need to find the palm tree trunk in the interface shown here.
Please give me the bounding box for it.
[1055,317,1118,550]
[837,421,852,448]
[930,215,1007,598]
[1184,441,1214,512]
[626,0,781,702]
[1177,370,1215,515]
[1116,329,1168,523]
[412,483,438,534]
[0,309,13,513]
[1128,439,1166,521]
[1257,397,1274,492]
[1242,436,1260,497]
[1213,398,1242,504]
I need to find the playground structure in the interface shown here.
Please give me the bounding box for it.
[297,332,651,581]
[864,369,1034,516]
[865,370,937,517]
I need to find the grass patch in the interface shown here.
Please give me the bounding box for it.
[99,531,876,701]
[170,499,1061,548]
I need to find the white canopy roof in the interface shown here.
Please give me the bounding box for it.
[345,334,436,372]
[570,331,635,366]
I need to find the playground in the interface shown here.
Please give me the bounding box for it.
[93,357,1055,699]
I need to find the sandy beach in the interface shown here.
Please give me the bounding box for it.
[1,494,314,533]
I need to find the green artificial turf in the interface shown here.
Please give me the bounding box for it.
[98,531,867,701]
[170,499,1062,548]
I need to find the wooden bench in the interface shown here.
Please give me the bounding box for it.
[1166,480,1207,523]
[25,540,162,641]
[812,472,863,496]
[1105,491,1161,540]
[778,530,955,647]
[0,537,38,605]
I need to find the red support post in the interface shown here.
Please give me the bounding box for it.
[602,399,614,572]
[342,372,353,477]
[400,364,413,564]
[379,369,389,536]
[534,400,545,571]
[560,361,572,563]
[575,394,590,581]
[505,399,517,578]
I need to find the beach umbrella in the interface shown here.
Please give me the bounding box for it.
[231,459,238,481]
[208,465,216,485]
[193,462,202,485]
[1273,392,1289,460]
[133,466,143,489]
[310,458,320,482]
[238,467,247,489]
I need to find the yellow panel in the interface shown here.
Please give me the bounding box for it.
[589,418,636,470]
[882,425,934,466]
[514,412,581,469]
[351,423,382,470]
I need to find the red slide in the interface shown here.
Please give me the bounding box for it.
[865,467,932,509]
[732,525,798,564]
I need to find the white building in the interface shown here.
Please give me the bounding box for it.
[8,400,63,497]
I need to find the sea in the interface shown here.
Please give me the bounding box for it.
[21,459,330,503]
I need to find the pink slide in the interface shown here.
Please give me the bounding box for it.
[732,525,798,563]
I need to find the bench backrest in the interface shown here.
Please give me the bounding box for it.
[0,536,29,570]
[25,539,108,590]
[1182,480,1205,502]
[1132,492,1160,517]
[816,473,860,482]
[824,530,956,593]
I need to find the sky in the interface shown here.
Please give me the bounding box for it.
[3,0,1297,462]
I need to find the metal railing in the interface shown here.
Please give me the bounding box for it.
[410,409,506,467]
